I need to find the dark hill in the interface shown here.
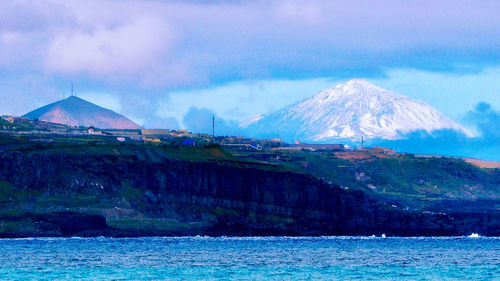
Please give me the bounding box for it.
[23,96,140,129]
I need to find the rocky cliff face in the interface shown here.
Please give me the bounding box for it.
[0,148,498,237]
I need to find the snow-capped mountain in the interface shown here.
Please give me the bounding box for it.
[23,96,141,129]
[242,79,468,142]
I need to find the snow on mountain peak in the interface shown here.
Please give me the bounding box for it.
[342,78,375,87]
[242,79,469,142]
[240,114,264,127]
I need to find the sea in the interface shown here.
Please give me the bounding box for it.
[0,236,498,280]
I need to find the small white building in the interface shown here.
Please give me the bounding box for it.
[87,127,102,135]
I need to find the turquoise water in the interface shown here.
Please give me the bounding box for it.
[0,236,499,280]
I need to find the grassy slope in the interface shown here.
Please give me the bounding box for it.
[1,134,499,234]
[225,148,500,211]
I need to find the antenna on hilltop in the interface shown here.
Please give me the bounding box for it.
[71,82,74,97]
[63,90,66,99]
[212,115,215,137]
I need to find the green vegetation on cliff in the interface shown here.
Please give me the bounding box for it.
[229,148,500,211]
[0,133,498,237]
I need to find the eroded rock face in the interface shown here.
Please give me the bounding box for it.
[0,150,498,237]
[0,212,108,238]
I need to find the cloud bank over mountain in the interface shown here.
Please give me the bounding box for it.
[183,107,241,137]
[370,102,500,160]
[184,96,500,160]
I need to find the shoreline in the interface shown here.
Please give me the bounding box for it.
[0,234,496,240]
[0,228,495,239]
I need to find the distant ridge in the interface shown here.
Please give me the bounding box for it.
[23,96,141,129]
[242,79,468,142]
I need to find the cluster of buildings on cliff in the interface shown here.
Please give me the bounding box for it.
[2,115,397,154]
[1,115,344,151]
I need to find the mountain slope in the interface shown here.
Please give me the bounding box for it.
[242,79,467,142]
[23,96,141,129]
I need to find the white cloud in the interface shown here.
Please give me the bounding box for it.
[2,0,500,88]
[45,17,175,77]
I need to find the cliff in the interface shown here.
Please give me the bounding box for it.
[0,142,498,237]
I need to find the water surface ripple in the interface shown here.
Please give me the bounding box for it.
[0,236,498,280]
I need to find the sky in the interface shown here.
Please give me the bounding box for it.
[0,1,499,143]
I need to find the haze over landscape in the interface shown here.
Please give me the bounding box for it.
[1,1,499,160]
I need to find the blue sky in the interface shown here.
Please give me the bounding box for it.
[0,0,499,133]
